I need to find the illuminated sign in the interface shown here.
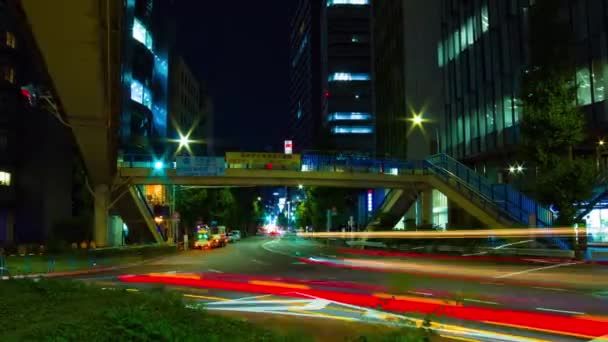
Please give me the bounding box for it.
[225,152,301,169]
[367,190,373,212]
[284,140,293,155]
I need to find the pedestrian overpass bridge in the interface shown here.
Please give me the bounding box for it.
[117,153,558,246]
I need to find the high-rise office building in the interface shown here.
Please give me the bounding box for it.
[289,0,323,152]
[438,0,608,184]
[168,55,210,156]
[119,0,171,158]
[372,0,442,160]
[289,0,374,154]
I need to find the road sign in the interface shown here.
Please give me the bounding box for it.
[176,157,225,176]
[284,140,293,155]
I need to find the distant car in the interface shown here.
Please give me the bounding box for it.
[194,239,211,249]
[229,230,241,242]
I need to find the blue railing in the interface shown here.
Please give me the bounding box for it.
[426,153,554,226]
[426,154,569,250]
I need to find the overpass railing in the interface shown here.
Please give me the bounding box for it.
[117,153,429,175]
[427,154,569,250]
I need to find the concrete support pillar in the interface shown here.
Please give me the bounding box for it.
[421,189,433,226]
[94,184,110,247]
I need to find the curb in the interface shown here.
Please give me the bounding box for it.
[0,254,172,281]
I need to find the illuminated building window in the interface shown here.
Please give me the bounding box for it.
[331,126,373,134]
[3,67,15,84]
[328,112,371,121]
[0,171,11,186]
[132,19,153,51]
[577,68,593,106]
[5,32,16,48]
[327,0,369,6]
[438,5,489,67]
[432,190,448,229]
[328,72,370,82]
[130,80,144,104]
[154,55,168,77]
[143,88,152,109]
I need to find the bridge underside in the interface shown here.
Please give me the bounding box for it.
[20,0,122,185]
[21,0,126,247]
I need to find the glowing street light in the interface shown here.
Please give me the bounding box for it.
[154,161,164,170]
[411,113,423,126]
[508,163,525,175]
[298,184,304,190]
[179,133,192,149]
[599,139,605,146]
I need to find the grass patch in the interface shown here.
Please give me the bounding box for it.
[0,279,311,342]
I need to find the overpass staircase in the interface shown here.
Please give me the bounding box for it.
[112,185,163,244]
[367,188,421,230]
[425,154,568,250]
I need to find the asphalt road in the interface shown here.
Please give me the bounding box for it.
[73,236,608,342]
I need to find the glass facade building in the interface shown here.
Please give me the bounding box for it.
[439,0,608,183]
[120,0,171,157]
[372,0,442,159]
[289,0,374,154]
[289,0,323,152]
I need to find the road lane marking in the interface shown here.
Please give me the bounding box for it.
[408,291,433,296]
[493,240,533,249]
[249,280,310,290]
[262,240,291,256]
[536,307,585,315]
[484,320,596,340]
[292,261,307,265]
[126,288,139,292]
[494,261,582,279]
[207,269,223,273]
[523,259,556,264]
[183,293,229,302]
[439,335,479,342]
[532,286,568,292]
[288,308,358,322]
[462,252,487,256]
[412,246,424,250]
[208,299,311,305]
[464,298,499,305]
[251,259,268,265]
[231,294,273,302]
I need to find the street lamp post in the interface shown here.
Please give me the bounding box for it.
[597,139,605,172]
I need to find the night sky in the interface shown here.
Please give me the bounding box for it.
[174,1,295,152]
